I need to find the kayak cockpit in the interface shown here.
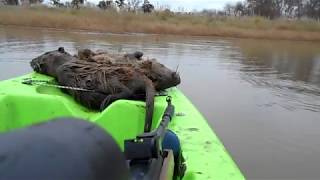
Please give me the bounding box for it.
[0,73,167,150]
[0,72,246,180]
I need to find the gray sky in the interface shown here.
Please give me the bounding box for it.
[153,0,241,11]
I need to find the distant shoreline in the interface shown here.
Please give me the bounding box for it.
[1,6,320,41]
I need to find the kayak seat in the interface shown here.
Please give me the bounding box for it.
[0,118,129,180]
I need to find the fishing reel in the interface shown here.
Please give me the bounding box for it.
[125,96,186,180]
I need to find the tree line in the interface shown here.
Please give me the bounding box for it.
[97,0,154,13]
[223,0,320,19]
[1,0,154,13]
[1,0,42,6]
[2,0,319,19]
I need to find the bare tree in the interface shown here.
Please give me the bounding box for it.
[71,0,84,9]
[51,0,65,7]
[234,2,245,16]
[284,0,297,17]
[220,0,320,19]
[98,0,107,9]
[243,0,281,19]
[5,0,19,5]
[115,0,125,10]
[98,0,114,10]
[127,0,141,12]
[106,0,113,9]
[142,0,154,13]
[224,3,234,16]
[305,0,320,19]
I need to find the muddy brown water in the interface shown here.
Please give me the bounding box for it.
[1,26,320,180]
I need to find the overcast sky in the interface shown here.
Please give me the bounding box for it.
[152,0,241,11]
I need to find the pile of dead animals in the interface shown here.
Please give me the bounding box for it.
[30,47,181,131]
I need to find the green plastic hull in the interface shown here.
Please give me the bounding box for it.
[0,73,244,180]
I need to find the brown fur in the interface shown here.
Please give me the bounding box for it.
[56,60,155,132]
[31,47,180,132]
[30,47,77,77]
[78,49,143,64]
[77,49,181,91]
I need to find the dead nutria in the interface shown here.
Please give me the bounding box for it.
[30,47,180,92]
[76,48,95,61]
[77,49,143,64]
[77,49,181,91]
[30,48,180,131]
[56,60,155,132]
[30,47,77,77]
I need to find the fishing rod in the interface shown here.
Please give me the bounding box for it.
[125,96,186,180]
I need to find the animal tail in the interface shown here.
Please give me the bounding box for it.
[144,80,155,132]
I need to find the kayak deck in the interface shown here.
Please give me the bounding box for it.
[0,73,244,180]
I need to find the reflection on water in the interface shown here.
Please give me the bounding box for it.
[231,40,320,112]
[1,26,320,179]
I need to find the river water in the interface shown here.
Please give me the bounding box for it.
[1,26,320,179]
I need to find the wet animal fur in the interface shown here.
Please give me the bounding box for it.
[77,49,143,64]
[56,60,155,131]
[30,47,181,132]
[30,47,77,77]
[77,49,181,91]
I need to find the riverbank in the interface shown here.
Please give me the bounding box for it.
[1,6,320,41]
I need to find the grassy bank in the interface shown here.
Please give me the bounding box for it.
[1,6,320,41]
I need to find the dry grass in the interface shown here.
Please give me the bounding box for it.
[1,6,320,41]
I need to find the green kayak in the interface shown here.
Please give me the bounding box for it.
[0,72,244,180]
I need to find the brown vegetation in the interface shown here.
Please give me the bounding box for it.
[1,6,320,41]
